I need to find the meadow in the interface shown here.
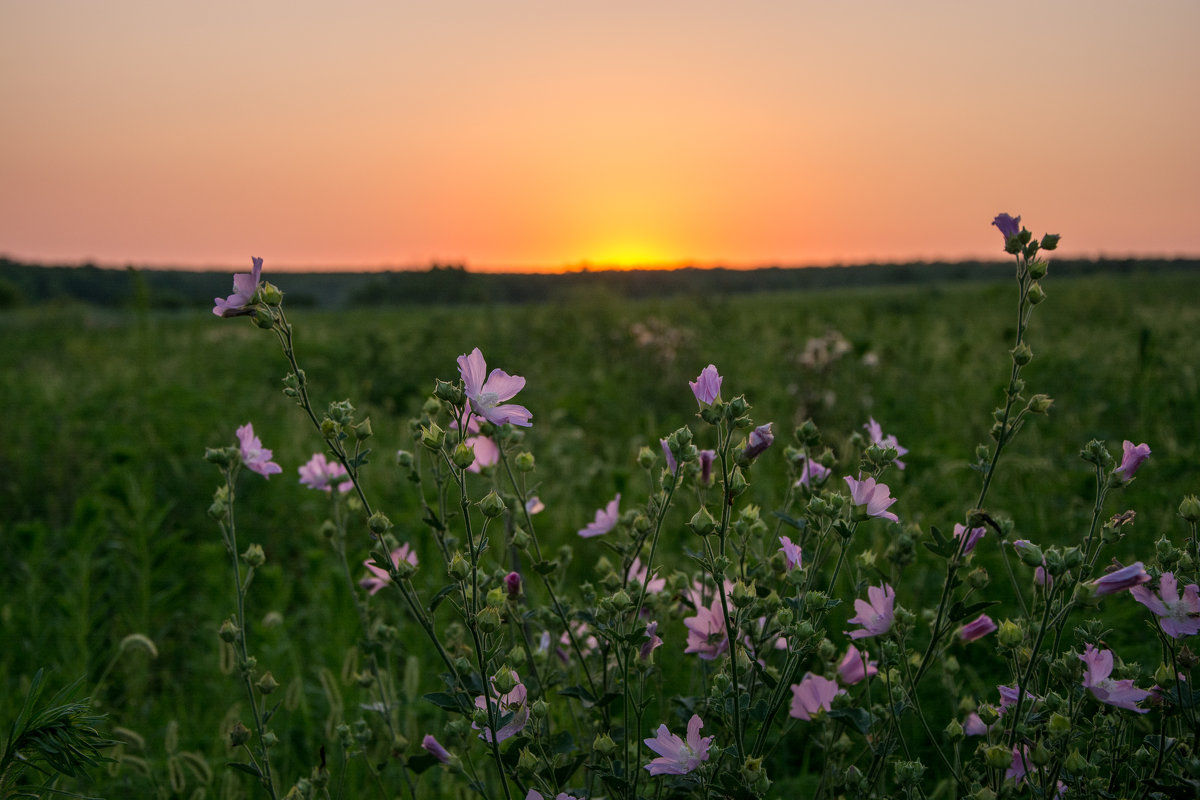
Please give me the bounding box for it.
[2,264,1199,798]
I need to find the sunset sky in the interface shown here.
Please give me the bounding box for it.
[2,1,1198,272]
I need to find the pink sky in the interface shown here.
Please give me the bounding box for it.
[2,1,1198,272]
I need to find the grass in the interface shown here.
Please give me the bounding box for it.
[2,269,1198,797]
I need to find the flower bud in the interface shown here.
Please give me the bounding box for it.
[320,419,340,439]
[1031,741,1052,767]
[517,747,538,776]
[1012,540,1044,568]
[1027,282,1047,305]
[532,698,548,718]
[997,619,1023,648]
[433,379,464,406]
[688,506,718,537]
[984,745,1011,770]
[420,423,445,450]
[219,619,239,643]
[967,567,990,589]
[728,467,748,497]
[486,587,506,608]
[256,671,279,695]
[229,721,251,747]
[1063,749,1089,774]
[478,490,506,518]
[1154,662,1175,687]
[1039,234,1060,252]
[977,704,1000,726]
[241,543,266,568]
[253,305,274,329]
[732,581,755,609]
[258,281,283,306]
[492,668,517,694]
[594,733,618,757]
[368,511,393,535]
[514,452,535,472]
[1010,342,1033,366]
[944,719,964,741]
[354,418,373,441]
[1179,495,1200,524]
[1048,712,1070,738]
[477,607,502,633]
[448,552,470,581]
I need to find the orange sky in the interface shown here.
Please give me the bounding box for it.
[2,1,1198,272]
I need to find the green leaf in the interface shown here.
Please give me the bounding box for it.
[226,762,263,779]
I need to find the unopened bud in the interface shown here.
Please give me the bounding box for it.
[944,719,964,741]
[594,733,618,757]
[256,671,279,695]
[368,512,393,534]
[241,543,266,568]
[1027,393,1053,413]
[219,619,239,643]
[728,467,748,497]
[229,721,251,747]
[433,379,464,405]
[1179,495,1200,524]
[997,619,1023,648]
[477,607,502,633]
[984,745,1011,770]
[515,452,535,472]
[354,418,373,441]
[448,553,470,581]
[1011,342,1033,366]
[688,506,717,536]
[420,423,445,450]
[478,490,506,518]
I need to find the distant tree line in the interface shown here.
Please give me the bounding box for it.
[0,255,1195,312]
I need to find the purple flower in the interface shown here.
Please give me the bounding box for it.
[421,734,451,763]
[846,583,895,640]
[525,496,544,514]
[1080,643,1152,713]
[957,614,997,642]
[789,673,843,720]
[992,213,1021,241]
[844,476,900,523]
[640,621,663,661]
[741,423,774,460]
[963,713,993,737]
[644,714,712,775]
[298,452,353,493]
[863,418,908,470]
[698,449,716,486]
[1130,572,1200,638]
[689,364,722,406]
[997,684,1038,714]
[627,557,666,595]
[1113,440,1151,482]
[527,791,581,800]
[213,257,263,317]
[578,494,621,538]
[504,571,522,599]
[794,455,831,488]
[660,438,678,473]
[1089,562,1151,596]
[684,599,729,660]
[360,544,419,595]
[473,673,529,742]
[778,536,802,571]
[837,645,878,685]
[953,523,986,555]
[236,423,282,478]
[456,347,532,427]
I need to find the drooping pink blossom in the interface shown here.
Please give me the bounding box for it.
[525,496,544,514]
[845,583,895,640]
[473,673,529,742]
[644,714,712,775]
[360,544,419,595]
[1089,562,1151,596]
[684,599,729,660]
[660,438,678,473]
[778,536,802,571]
[1079,643,1152,713]
[953,523,986,555]
[837,645,878,685]
[963,713,993,737]
[1113,440,1151,482]
[526,791,581,800]
[578,494,621,538]
[992,213,1021,241]
[640,621,663,661]
[627,557,666,595]
[844,476,899,523]
[689,365,722,406]
[298,452,353,493]
[213,257,263,317]
[236,423,282,478]
[957,614,997,642]
[794,455,831,488]
[789,673,843,720]
[997,684,1038,714]
[741,423,774,460]
[456,347,532,427]
[421,734,451,763]
[698,449,716,486]
[863,418,908,470]
[1130,572,1200,638]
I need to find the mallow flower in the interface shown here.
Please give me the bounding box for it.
[846,583,895,639]
[837,645,878,685]
[683,599,729,660]
[421,734,451,764]
[863,418,907,470]
[298,452,353,493]
[689,365,722,406]
[213,257,263,317]
[1130,572,1200,638]
[953,523,986,555]
[644,714,712,775]
[473,672,529,742]
[457,347,532,427]
[578,494,621,538]
[1113,440,1151,482]
[789,673,843,720]
[957,614,997,642]
[1079,643,1152,713]
[794,455,831,488]
[1089,562,1151,596]
[778,536,802,571]
[844,476,899,523]
[236,423,282,478]
[992,213,1021,241]
[741,423,774,460]
[360,544,419,595]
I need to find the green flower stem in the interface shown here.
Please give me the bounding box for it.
[709,421,747,762]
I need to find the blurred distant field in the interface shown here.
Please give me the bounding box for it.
[2,270,1198,797]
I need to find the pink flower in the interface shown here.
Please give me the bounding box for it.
[560,622,599,659]
[963,713,993,737]
[236,423,282,478]
[526,791,581,800]
[698,449,716,486]
[660,438,678,473]
[997,684,1038,714]
[837,645,878,685]
[863,418,908,470]
[578,494,621,538]
[778,536,803,571]
[455,414,500,473]
[504,571,522,600]
[684,599,729,660]
[957,614,997,642]
[844,476,899,523]
[1130,572,1200,638]
[1089,562,1151,596]
[360,544,419,595]
[457,347,532,427]
[789,673,843,720]
[473,673,529,742]
[1113,440,1151,482]
[1079,643,1151,713]
[794,455,831,488]
[992,213,1021,241]
[953,523,986,555]
[741,423,774,460]
[213,256,263,317]
[846,583,895,640]
[627,557,666,595]
[640,621,663,661]
[689,365,722,406]
[525,496,544,514]
[421,734,451,763]
[644,714,712,775]
[298,452,353,493]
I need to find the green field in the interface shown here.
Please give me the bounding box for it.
[3,269,1199,797]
